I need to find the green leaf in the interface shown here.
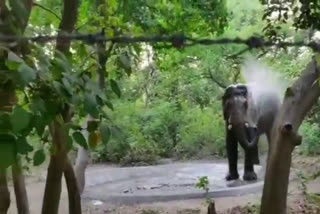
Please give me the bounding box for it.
[72,131,88,150]
[30,96,47,114]
[110,79,121,98]
[84,94,99,118]
[34,115,47,136]
[99,123,111,144]
[62,77,73,95]
[0,113,12,133]
[5,60,21,70]
[53,81,69,98]
[33,149,46,166]
[96,95,104,106]
[10,105,31,133]
[0,134,16,169]
[87,120,99,132]
[78,43,87,58]
[105,100,114,111]
[17,64,36,87]
[16,137,33,155]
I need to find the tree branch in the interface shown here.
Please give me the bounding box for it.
[33,2,61,21]
[1,34,320,54]
[206,68,227,89]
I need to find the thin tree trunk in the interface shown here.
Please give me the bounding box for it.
[260,57,320,214]
[12,160,30,214]
[74,139,90,194]
[42,122,66,214]
[64,160,81,214]
[0,169,10,214]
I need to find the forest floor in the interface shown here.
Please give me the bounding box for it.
[6,151,320,214]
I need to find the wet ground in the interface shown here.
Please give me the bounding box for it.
[8,158,269,213]
[83,161,264,205]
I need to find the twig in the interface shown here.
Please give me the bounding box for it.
[207,69,227,88]
[227,47,251,59]
[257,49,269,59]
[33,3,61,21]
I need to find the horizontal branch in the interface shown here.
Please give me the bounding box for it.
[1,33,320,52]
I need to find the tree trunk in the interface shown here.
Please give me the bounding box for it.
[41,122,66,214]
[64,160,81,214]
[207,201,217,214]
[0,169,10,214]
[260,56,320,214]
[0,1,33,213]
[41,0,79,213]
[12,160,30,214]
[74,143,89,194]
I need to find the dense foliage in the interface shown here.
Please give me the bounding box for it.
[90,0,320,164]
[1,0,320,169]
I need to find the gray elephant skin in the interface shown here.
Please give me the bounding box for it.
[222,83,281,181]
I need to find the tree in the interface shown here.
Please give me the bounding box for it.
[0,0,33,213]
[41,0,81,213]
[258,1,320,213]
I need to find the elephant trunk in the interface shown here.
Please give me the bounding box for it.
[234,124,258,149]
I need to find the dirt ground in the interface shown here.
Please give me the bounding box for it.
[81,152,320,214]
[6,151,320,214]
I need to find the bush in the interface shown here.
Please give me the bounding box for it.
[176,105,225,159]
[91,99,227,164]
[299,121,320,156]
[141,100,180,157]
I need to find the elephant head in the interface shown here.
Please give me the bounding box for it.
[222,84,258,149]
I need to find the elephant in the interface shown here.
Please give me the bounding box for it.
[222,83,281,181]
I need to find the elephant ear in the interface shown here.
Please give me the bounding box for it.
[222,85,235,105]
[222,85,236,120]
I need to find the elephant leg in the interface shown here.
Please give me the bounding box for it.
[243,149,257,181]
[225,131,239,181]
[251,137,260,165]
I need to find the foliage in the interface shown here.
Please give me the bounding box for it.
[176,105,225,158]
[0,0,231,169]
[92,100,225,164]
[89,0,320,164]
[298,121,320,156]
[260,0,320,41]
[195,176,209,192]
[1,0,319,171]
